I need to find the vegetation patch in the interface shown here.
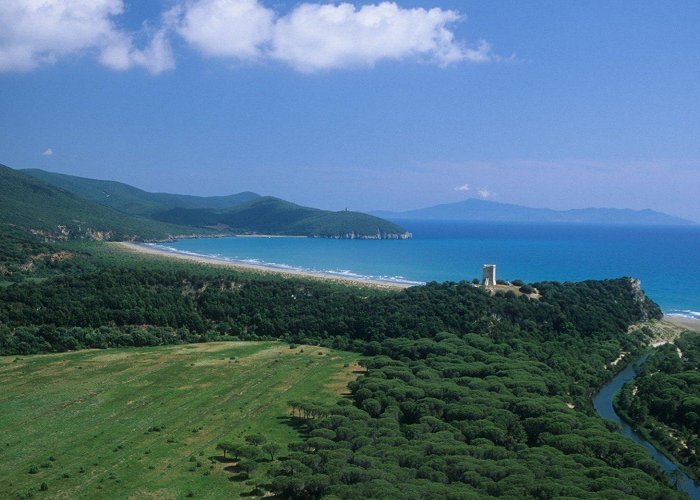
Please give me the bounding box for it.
[0,342,358,498]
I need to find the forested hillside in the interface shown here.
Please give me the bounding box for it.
[0,165,197,240]
[21,167,409,239]
[23,168,260,216]
[0,238,679,497]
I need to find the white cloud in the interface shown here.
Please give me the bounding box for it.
[99,29,175,74]
[170,0,494,72]
[271,2,489,71]
[477,188,492,198]
[0,0,496,74]
[454,183,470,192]
[42,148,53,156]
[0,0,173,74]
[171,0,274,60]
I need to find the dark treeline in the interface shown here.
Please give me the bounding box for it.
[0,264,659,395]
[616,331,700,480]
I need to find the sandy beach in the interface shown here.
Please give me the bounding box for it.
[664,315,700,332]
[113,242,413,290]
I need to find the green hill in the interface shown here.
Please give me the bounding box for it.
[153,196,411,238]
[0,165,198,241]
[22,168,260,216]
[21,167,410,239]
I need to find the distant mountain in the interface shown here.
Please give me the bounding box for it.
[0,165,198,240]
[22,168,260,216]
[19,167,409,239]
[372,198,694,225]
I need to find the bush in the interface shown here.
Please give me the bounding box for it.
[519,285,534,294]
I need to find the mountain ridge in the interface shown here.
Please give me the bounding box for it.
[22,168,261,216]
[0,164,200,240]
[16,167,409,239]
[372,198,694,225]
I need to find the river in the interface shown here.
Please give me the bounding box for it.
[593,355,700,499]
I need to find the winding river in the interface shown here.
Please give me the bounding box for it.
[593,355,700,499]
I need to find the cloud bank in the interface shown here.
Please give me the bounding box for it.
[0,0,173,74]
[0,0,494,74]
[266,2,491,71]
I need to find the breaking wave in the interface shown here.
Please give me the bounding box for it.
[144,243,425,286]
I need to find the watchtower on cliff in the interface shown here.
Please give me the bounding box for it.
[482,264,496,288]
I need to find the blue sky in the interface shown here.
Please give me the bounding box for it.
[1,1,699,221]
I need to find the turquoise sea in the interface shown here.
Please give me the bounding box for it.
[152,221,700,318]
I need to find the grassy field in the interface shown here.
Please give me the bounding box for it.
[0,342,361,499]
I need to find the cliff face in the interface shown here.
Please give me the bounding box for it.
[314,231,413,240]
[629,278,663,321]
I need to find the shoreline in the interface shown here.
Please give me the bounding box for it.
[663,315,700,332]
[113,242,414,290]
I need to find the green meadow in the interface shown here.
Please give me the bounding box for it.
[0,342,359,499]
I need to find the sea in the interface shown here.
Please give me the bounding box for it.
[151,221,700,319]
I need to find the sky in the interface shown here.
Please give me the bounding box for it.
[1,1,699,222]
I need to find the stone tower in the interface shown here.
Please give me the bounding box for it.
[482,264,496,288]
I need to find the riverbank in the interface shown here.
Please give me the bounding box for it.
[594,355,700,497]
[113,242,413,290]
[615,399,700,488]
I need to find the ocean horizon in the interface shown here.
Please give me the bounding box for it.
[153,220,700,319]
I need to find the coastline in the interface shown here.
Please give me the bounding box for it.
[113,242,414,290]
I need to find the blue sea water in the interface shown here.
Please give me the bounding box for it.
[154,221,700,317]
